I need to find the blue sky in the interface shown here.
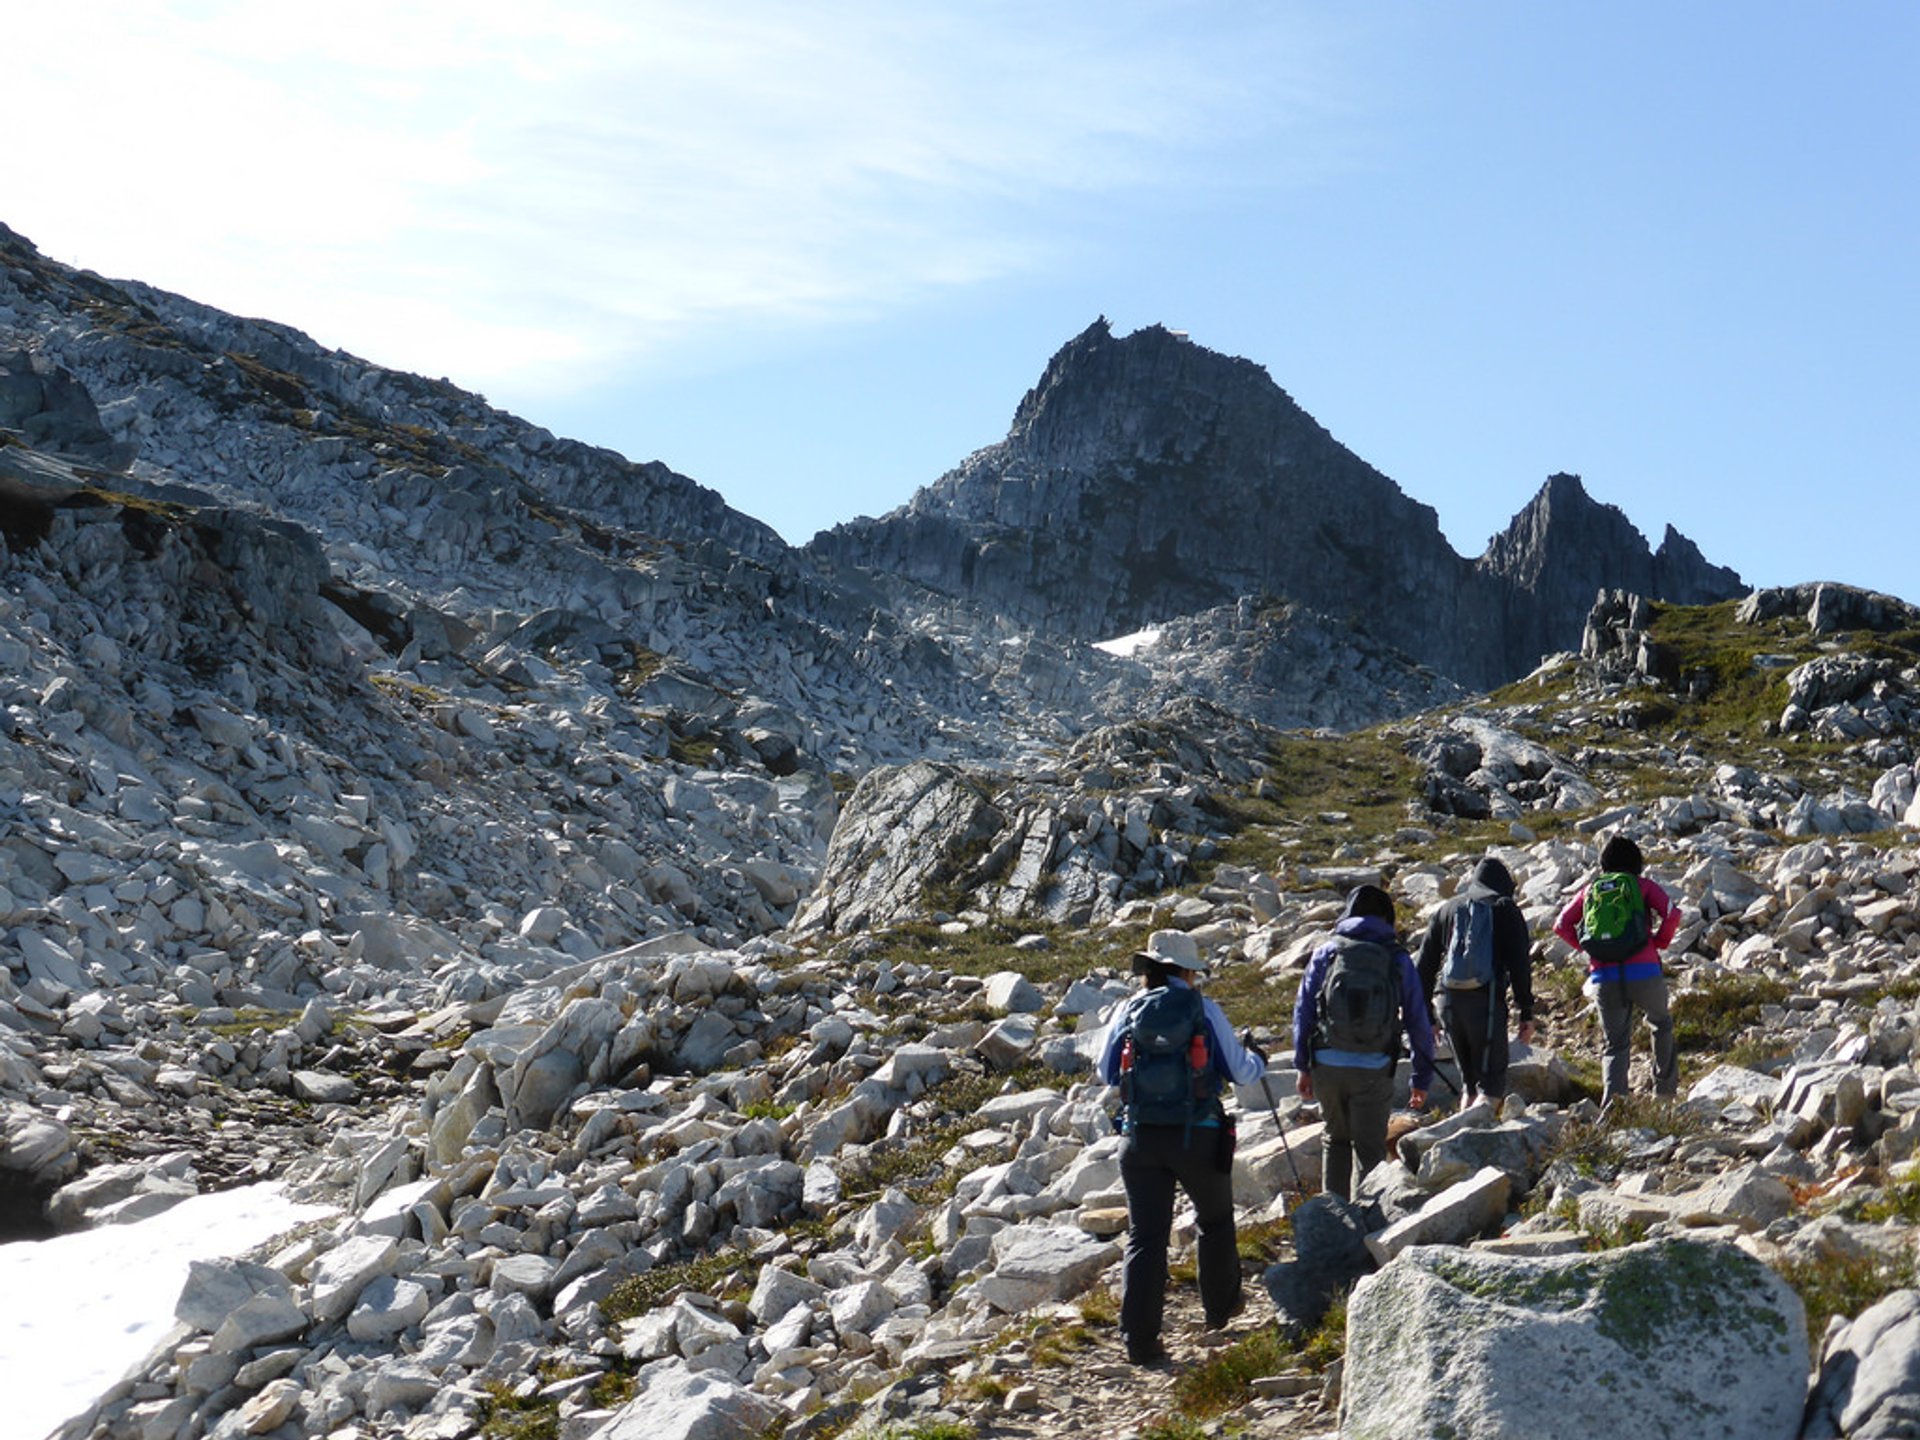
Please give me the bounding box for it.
[11,3,1916,600]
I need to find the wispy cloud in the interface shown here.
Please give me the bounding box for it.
[11,2,1339,398]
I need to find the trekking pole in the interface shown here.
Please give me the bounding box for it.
[1257,1073,1306,1199]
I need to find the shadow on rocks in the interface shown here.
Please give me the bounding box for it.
[1261,1194,1382,1336]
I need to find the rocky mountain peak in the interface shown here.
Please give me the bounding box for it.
[816,329,1745,692]
[992,316,1317,476]
[1475,471,1744,674]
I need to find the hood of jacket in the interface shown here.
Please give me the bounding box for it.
[1464,857,1516,902]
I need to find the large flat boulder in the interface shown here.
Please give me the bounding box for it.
[1342,1237,1807,1440]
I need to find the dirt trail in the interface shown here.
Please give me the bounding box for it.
[931,1272,1341,1440]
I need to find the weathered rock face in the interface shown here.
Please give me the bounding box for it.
[1804,1288,1920,1440]
[795,698,1268,933]
[1342,1238,1808,1440]
[0,349,133,468]
[811,319,1491,669]
[811,321,1745,689]
[1477,473,1746,681]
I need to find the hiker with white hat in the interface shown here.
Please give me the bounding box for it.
[1096,928,1267,1366]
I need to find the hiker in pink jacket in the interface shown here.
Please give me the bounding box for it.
[1553,835,1681,1106]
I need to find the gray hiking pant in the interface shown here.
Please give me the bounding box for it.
[1596,974,1677,1104]
[1313,1063,1394,1201]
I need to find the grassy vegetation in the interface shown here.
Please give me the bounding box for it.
[1206,727,1429,873]
[1297,1294,1349,1371]
[1536,1097,1707,1185]
[1531,957,1589,1016]
[950,1307,1107,1403]
[1672,972,1792,1054]
[1137,1419,1208,1440]
[668,731,720,767]
[856,918,1147,989]
[1775,1249,1918,1348]
[1846,1181,1920,1226]
[600,1249,751,1326]
[833,1061,1067,1205]
[477,1381,558,1440]
[612,642,669,694]
[191,1005,299,1037]
[1169,1327,1289,1417]
[1477,598,1920,823]
[1236,1216,1294,1265]
[1648,600,1808,728]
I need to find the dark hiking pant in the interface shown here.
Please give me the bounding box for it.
[1438,988,1510,1101]
[1313,1063,1394,1201]
[1119,1124,1241,1357]
[1597,974,1677,1105]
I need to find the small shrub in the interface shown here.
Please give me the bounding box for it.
[1775,1250,1918,1347]
[1298,1295,1347,1372]
[1581,1218,1652,1252]
[601,1249,749,1325]
[1538,1097,1703,1184]
[868,1423,977,1440]
[476,1382,558,1440]
[1716,1030,1794,1071]
[1167,1328,1290,1420]
[1671,973,1791,1053]
[1849,1181,1920,1226]
[739,1097,795,1121]
[1237,1215,1293,1264]
[1138,1418,1208,1440]
[1539,1112,1628,1180]
[834,1062,1063,1204]
[1076,1285,1120,1326]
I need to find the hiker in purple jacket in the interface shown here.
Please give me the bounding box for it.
[1291,884,1436,1201]
[1554,834,1681,1106]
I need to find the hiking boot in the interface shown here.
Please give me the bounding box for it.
[1204,1292,1247,1330]
[1128,1340,1172,1367]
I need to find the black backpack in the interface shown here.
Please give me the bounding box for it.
[1440,898,1497,991]
[1314,936,1400,1055]
[1120,985,1218,1129]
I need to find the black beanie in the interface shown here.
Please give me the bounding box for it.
[1600,835,1644,874]
[1344,883,1395,923]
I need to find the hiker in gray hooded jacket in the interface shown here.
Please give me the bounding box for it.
[1417,856,1536,1108]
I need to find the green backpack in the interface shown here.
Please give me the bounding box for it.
[1578,872,1650,963]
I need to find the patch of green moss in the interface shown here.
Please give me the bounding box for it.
[1433,1240,1791,1361]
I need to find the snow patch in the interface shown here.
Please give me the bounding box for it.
[0,1183,337,1440]
[1094,627,1163,658]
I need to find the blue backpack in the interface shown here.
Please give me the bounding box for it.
[1441,898,1497,990]
[1120,986,1218,1130]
